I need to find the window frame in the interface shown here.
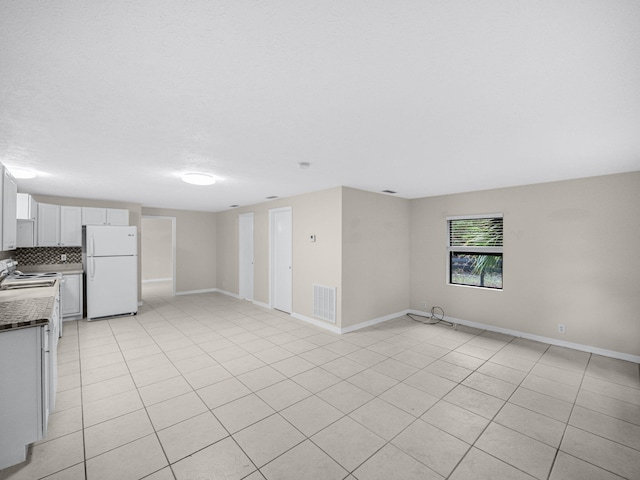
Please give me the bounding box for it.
[447,213,504,290]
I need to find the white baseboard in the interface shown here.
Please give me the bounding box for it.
[292,310,411,335]
[215,289,270,308]
[175,288,218,296]
[177,289,639,363]
[142,278,172,284]
[212,288,241,299]
[408,309,640,364]
[252,300,270,309]
[291,313,342,334]
[341,310,411,334]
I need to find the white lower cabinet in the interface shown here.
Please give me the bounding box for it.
[0,322,57,469]
[0,288,59,470]
[62,273,83,320]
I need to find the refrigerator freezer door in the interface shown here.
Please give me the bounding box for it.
[87,255,138,319]
[86,226,137,257]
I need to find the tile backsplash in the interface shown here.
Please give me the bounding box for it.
[14,247,82,266]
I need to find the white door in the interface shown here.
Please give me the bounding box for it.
[270,207,292,313]
[239,213,254,301]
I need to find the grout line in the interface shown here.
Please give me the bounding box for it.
[55,294,640,480]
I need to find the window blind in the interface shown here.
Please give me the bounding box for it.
[448,217,503,247]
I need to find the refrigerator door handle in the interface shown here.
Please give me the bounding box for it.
[90,236,95,257]
[90,258,95,279]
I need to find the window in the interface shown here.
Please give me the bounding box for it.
[448,214,503,289]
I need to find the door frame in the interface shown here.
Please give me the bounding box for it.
[238,212,254,301]
[269,206,292,312]
[141,215,177,296]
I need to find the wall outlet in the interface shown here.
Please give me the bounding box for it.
[421,301,427,308]
[60,254,67,262]
[558,324,566,334]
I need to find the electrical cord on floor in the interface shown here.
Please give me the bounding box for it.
[407,306,456,328]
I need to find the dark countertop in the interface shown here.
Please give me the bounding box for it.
[0,297,53,331]
[0,281,58,331]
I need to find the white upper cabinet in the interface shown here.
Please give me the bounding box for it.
[17,220,35,248]
[60,206,82,246]
[2,168,18,251]
[106,208,129,226]
[37,204,82,246]
[82,207,129,226]
[37,203,61,246]
[81,207,106,226]
[17,193,37,220]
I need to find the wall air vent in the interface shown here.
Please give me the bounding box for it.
[313,284,336,323]
[382,190,397,194]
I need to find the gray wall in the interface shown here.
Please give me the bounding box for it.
[7,172,639,358]
[141,207,216,294]
[342,187,410,327]
[216,187,343,325]
[410,171,640,357]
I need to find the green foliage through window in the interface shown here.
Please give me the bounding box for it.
[448,216,503,289]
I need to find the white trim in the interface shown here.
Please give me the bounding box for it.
[252,300,270,309]
[293,310,411,335]
[448,283,504,292]
[142,277,172,283]
[175,288,218,296]
[407,309,640,364]
[340,310,411,334]
[239,212,255,301]
[183,288,640,364]
[211,288,241,299]
[446,213,504,221]
[291,313,342,334]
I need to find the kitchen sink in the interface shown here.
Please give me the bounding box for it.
[1,279,57,290]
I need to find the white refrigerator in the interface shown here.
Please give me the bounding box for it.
[84,225,138,320]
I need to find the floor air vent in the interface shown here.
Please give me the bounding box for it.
[313,284,336,323]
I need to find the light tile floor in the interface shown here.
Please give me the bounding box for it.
[2,289,640,480]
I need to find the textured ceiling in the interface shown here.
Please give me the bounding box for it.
[1,0,639,212]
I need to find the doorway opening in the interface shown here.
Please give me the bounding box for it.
[141,216,176,299]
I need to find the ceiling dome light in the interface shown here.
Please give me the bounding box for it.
[9,167,36,179]
[181,173,216,186]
